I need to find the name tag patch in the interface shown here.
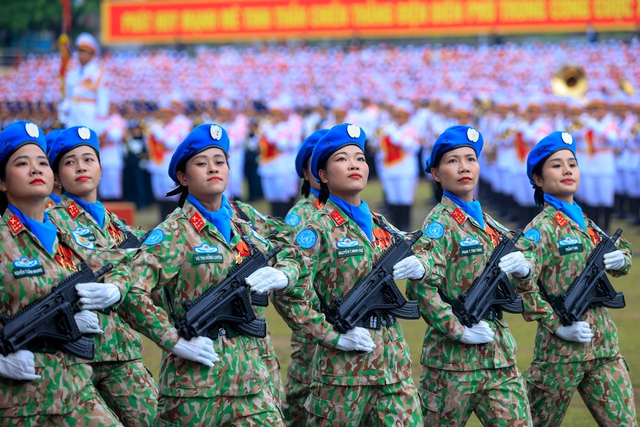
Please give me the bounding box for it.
[13,257,45,278]
[558,236,583,255]
[336,238,364,258]
[193,244,223,264]
[459,236,484,256]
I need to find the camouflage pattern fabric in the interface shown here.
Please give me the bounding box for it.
[48,195,158,426]
[155,378,284,427]
[305,380,422,426]
[526,356,637,426]
[90,360,158,427]
[518,204,636,426]
[0,213,121,421]
[419,365,532,427]
[1,383,123,427]
[121,199,299,424]
[407,196,534,426]
[273,199,420,425]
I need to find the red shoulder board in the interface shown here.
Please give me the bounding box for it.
[330,209,347,226]
[313,199,324,210]
[67,202,81,219]
[554,211,568,227]
[451,207,466,225]
[189,212,206,231]
[7,215,24,234]
[45,200,54,209]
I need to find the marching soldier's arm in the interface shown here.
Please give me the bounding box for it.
[606,231,632,278]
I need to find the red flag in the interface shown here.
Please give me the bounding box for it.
[58,33,71,97]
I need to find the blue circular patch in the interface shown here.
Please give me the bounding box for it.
[143,229,165,246]
[425,221,445,239]
[285,213,301,227]
[524,228,541,244]
[295,228,317,249]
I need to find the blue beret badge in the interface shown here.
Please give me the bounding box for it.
[295,228,317,249]
[524,228,541,244]
[285,213,301,227]
[143,229,165,246]
[425,221,445,239]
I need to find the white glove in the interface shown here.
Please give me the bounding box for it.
[76,282,121,311]
[498,252,531,278]
[335,326,376,353]
[172,337,220,367]
[393,255,426,280]
[0,350,41,381]
[245,267,288,294]
[459,320,495,345]
[74,310,103,334]
[555,321,593,343]
[603,250,625,271]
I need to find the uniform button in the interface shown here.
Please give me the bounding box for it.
[220,328,226,336]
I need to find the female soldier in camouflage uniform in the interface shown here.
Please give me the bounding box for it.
[46,126,158,427]
[407,125,534,426]
[0,121,123,426]
[281,128,327,427]
[274,123,424,426]
[520,131,637,426]
[120,123,300,426]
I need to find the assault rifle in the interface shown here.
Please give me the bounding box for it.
[546,228,626,327]
[117,230,153,250]
[453,230,524,328]
[173,246,281,340]
[329,231,423,334]
[0,262,114,360]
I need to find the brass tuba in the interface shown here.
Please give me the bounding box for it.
[551,65,588,99]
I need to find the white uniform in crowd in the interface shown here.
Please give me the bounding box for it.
[222,105,249,201]
[98,105,126,200]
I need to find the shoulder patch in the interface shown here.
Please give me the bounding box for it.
[72,231,95,250]
[295,228,318,249]
[524,228,541,244]
[143,229,165,246]
[424,221,445,239]
[284,213,301,227]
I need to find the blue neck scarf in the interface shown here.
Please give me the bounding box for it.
[310,187,319,198]
[329,194,372,240]
[66,193,106,228]
[7,204,58,254]
[187,194,233,244]
[49,193,61,205]
[544,194,586,231]
[444,190,485,229]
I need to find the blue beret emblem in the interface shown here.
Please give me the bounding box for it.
[295,228,317,249]
[425,221,445,239]
[285,213,301,227]
[524,228,541,244]
[143,229,165,246]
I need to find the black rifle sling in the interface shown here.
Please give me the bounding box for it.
[230,200,258,231]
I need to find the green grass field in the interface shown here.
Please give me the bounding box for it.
[138,178,640,426]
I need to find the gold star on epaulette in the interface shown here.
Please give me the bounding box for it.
[67,202,81,219]
[7,215,24,233]
[555,212,568,227]
[451,207,466,225]
[330,210,347,226]
[190,212,205,231]
[313,199,324,210]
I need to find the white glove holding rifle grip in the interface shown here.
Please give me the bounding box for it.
[336,326,376,353]
[603,250,625,271]
[498,252,530,278]
[0,350,41,381]
[74,310,103,334]
[393,255,426,280]
[75,282,121,311]
[459,320,495,345]
[246,267,288,294]
[555,321,593,343]
[172,336,220,366]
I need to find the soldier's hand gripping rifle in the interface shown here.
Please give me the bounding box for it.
[546,228,626,327]
[0,262,114,360]
[329,231,423,334]
[172,246,281,340]
[453,230,525,328]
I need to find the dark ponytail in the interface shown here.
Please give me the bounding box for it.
[433,181,443,203]
[301,180,310,197]
[0,152,11,215]
[532,157,547,207]
[319,182,330,205]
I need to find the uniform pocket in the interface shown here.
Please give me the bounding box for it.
[304,392,337,421]
[418,386,442,425]
[523,363,561,394]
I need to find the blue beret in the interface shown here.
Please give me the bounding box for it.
[425,125,483,171]
[48,126,100,170]
[310,123,366,182]
[526,131,577,185]
[0,121,47,165]
[295,129,328,179]
[45,129,64,153]
[168,123,230,184]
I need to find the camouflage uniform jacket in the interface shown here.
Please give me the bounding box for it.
[284,196,320,229]
[274,199,414,387]
[518,204,632,364]
[47,194,144,362]
[122,199,299,398]
[0,213,126,417]
[408,196,535,371]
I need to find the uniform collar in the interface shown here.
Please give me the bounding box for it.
[181,199,241,248]
[441,195,486,229]
[543,203,590,236]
